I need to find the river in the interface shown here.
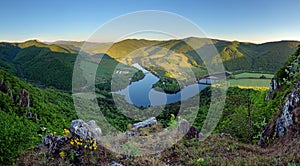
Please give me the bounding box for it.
[113,64,208,107]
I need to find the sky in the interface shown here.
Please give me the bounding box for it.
[1,0,300,43]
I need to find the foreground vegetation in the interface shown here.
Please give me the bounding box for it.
[0,70,77,164]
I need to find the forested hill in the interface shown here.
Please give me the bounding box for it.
[0,69,77,164]
[56,38,300,73]
[0,39,299,92]
[0,40,142,91]
[0,40,77,90]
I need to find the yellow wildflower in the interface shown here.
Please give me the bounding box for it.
[70,140,74,145]
[84,145,88,149]
[59,151,65,158]
[89,146,93,150]
[63,129,70,135]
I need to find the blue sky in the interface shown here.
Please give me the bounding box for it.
[1,0,299,43]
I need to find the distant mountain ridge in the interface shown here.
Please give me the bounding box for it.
[0,38,299,91]
[52,38,300,73]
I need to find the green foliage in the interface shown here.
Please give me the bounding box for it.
[0,69,77,164]
[215,87,276,143]
[0,111,39,164]
[153,77,181,93]
[168,114,178,129]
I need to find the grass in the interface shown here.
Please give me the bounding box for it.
[234,72,274,79]
[227,79,270,88]
[226,72,273,89]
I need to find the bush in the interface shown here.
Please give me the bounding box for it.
[0,111,38,164]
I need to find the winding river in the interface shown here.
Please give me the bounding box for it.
[114,64,208,107]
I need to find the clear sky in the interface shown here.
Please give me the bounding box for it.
[1,0,299,43]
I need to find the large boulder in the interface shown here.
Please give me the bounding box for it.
[69,119,102,141]
[177,120,202,139]
[132,117,157,130]
[42,134,67,154]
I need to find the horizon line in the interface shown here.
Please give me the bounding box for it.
[1,36,300,45]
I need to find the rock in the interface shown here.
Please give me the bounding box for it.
[42,134,67,154]
[177,120,202,139]
[177,120,190,135]
[124,131,136,137]
[132,117,157,130]
[219,133,233,139]
[110,161,123,166]
[0,80,13,100]
[259,81,300,146]
[270,78,277,93]
[265,78,278,101]
[275,84,300,137]
[69,119,102,141]
[19,89,30,108]
[187,126,200,139]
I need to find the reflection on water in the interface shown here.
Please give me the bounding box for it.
[114,64,207,107]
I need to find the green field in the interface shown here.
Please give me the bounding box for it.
[227,79,270,88]
[226,72,273,89]
[234,72,274,79]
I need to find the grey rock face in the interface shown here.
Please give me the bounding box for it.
[69,119,102,141]
[270,78,277,93]
[275,82,300,137]
[132,117,157,130]
[0,80,13,100]
[259,81,300,146]
[265,78,278,101]
[110,161,124,166]
[42,134,67,154]
[177,120,190,135]
[19,89,30,108]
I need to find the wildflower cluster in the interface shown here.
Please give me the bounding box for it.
[69,137,98,151]
[63,128,70,136]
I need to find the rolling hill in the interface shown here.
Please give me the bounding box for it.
[55,37,300,73]
[0,38,299,92]
[0,40,143,91]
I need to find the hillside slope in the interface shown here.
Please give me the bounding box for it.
[0,40,144,91]
[58,38,300,73]
[0,69,77,164]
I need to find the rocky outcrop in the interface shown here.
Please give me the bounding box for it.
[177,120,203,139]
[69,119,102,141]
[39,119,102,156]
[265,78,278,101]
[110,161,124,166]
[259,81,300,146]
[132,117,157,130]
[269,78,278,93]
[275,82,300,137]
[19,89,30,108]
[41,135,68,154]
[124,117,157,136]
[0,80,13,100]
